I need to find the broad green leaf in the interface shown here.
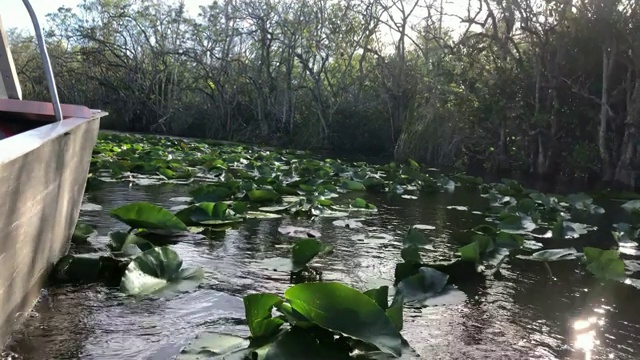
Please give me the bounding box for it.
[497,214,537,234]
[110,202,187,232]
[108,231,154,255]
[52,253,124,286]
[291,239,333,271]
[248,189,281,203]
[243,294,285,338]
[341,180,366,191]
[351,198,376,210]
[400,244,422,264]
[177,332,251,359]
[622,200,640,213]
[190,185,233,203]
[72,223,95,244]
[385,294,404,332]
[284,282,403,357]
[264,328,352,360]
[396,267,449,305]
[363,286,389,309]
[583,247,626,280]
[120,246,204,298]
[404,227,430,246]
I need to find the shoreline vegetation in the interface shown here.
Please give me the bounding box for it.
[8,0,640,190]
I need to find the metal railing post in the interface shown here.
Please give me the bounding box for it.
[22,0,63,121]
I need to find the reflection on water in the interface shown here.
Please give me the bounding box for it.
[4,182,640,359]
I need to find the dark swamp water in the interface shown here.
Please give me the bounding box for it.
[4,173,640,359]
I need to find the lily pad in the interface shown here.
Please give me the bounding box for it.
[583,247,626,281]
[248,189,281,203]
[244,293,285,338]
[111,202,188,233]
[80,202,103,211]
[177,332,251,359]
[396,267,446,300]
[278,226,321,238]
[516,247,579,262]
[284,282,403,357]
[292,239,333,271]
[333,219,364,228]
[72,223,95,244]
[341,180,366,191]
[120,246,204,298]
[108,231,154,255]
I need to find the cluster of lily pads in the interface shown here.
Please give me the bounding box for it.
[58,132,640,358]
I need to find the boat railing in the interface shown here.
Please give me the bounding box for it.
[0,1,62,121]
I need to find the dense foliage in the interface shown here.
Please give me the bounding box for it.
[8,0,640,187]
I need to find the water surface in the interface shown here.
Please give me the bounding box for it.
[5,181,640,360]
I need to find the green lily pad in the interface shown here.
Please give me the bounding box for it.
[244,293,285,338]
[177,332,251,359]
[583,247,626,281]
[248,189,281,203]
[396,267,448,304]
[108,231,154,255]
[341,180,366,191]
[111,202,188,232]
[52,253,126,286]
[497,214,537,234]
[265,328,352,360]
[246,211,283,219]
[190,185,234,203]
[72,223,95,244]
[120,246,204,298]
[292,239,333,271]
[516,247,579,262]
[351,198,377,210]
[284,282,403,357]
[556,220,589,239]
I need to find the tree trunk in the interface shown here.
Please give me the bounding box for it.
[599,46,614,181]
[614,78,640,189]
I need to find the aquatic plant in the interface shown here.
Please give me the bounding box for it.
[64,133,640,358]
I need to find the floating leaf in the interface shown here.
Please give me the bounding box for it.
[497,214,537,234]
[332,219,364,228]
[120,246,204,298]
[583,247,626,281]
[278,226,321,238]
[516,248,579,262]
[351,198,377,210]
[395,267,463,307]
[72,223,95,244]
[284,282,403,357]
[265,328,351,360]
[341,180,366,191]
[110,202,187,232]
[243,293,285,338]
[177,333,251,359]
[248,189,281,203]
[108,231,154,255]
[291,239,333,271]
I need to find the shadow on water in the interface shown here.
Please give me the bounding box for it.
[5,181,640,359]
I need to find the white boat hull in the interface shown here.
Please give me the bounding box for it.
[0,112,105,344]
